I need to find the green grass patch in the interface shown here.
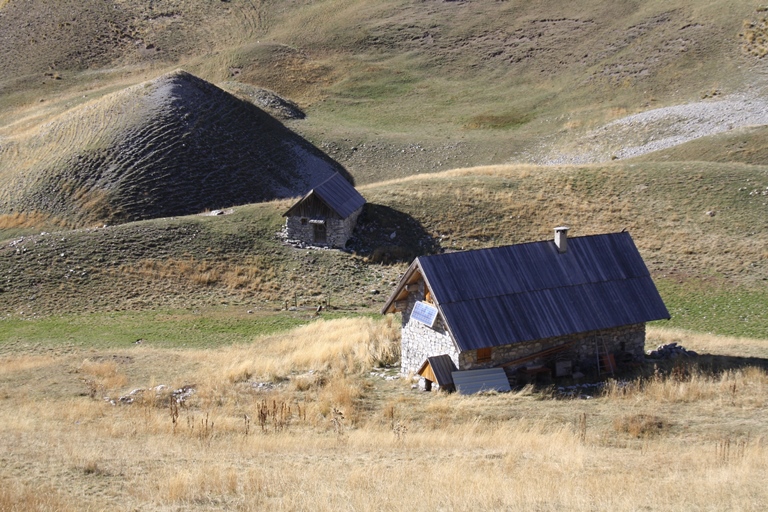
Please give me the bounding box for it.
[464,110,533,130]
[333,64,417,101]
[0,308,363,351]
[655,278,768,339]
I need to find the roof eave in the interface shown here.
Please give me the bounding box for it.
[380,257,465,355]
[282,189,315,217]
[380,259,421,314]
[283,189,344,218]
[421,272,463,353]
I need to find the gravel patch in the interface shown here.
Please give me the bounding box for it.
[527,92,768,165]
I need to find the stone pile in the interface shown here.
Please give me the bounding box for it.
[556,381,605,399]
[115,384,196,405]
[646,342,698,359]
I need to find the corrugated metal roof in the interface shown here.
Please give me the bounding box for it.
[312,172,366,218]
[384,231,670,351]
[284,172,365,219]
[418,355,458,388]
[452,368,511,395]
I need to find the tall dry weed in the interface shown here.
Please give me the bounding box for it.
[603,366,768,405]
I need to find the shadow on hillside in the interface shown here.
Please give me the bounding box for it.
[644,353,768,376]
[346,204,441,264]
[233,94,357,188]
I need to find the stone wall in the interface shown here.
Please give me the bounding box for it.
[400,281,459,374]
[285,206,363,248]
[458,323,646,372]
[285,216,314,243]
[327,206,362,248]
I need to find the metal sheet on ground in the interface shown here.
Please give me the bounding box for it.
[452,368,511,395]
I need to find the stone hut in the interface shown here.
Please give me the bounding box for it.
[381,228,670,384]
[283,172,365,248]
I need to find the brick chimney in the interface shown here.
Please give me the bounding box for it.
[554,226,569,253]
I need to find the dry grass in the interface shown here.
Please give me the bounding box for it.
[216,315,400,385]
[605,366,768,405]
[0,211,69,230]
[742,15,768,58]
[79,359,129,398]
[0,480,76,512]
[119,256,281,292]
[647,326,768,360]
[0,317,767,510]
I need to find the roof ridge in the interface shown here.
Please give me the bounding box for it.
[421,231,627,260]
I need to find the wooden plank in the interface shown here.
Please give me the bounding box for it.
[420,364,436,382]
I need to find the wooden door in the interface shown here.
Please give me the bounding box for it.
[313,223,327,244]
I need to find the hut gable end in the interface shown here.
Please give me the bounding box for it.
[285,192,339,220]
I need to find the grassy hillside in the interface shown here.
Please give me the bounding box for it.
[632,125,768,166]
[2,162,766,338]
[2,0,768,204]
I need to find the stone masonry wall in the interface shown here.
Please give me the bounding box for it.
[327,206,362,248]
[458,323,646,372]
[400,281,459,374]
[285,216,314,243]
[285,206,362,248]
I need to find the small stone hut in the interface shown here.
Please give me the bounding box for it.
[381,228,670,380]
[283,172,365,248]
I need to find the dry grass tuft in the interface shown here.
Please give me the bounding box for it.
[613,413,669,437]
[0,211,70,230]
[216,316,400,383]
[0,479,75,512]
[79,359,128,397]
[742,16,768,58]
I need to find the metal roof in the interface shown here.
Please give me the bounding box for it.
[417,355,458,388]
[285,172,365,219]
[452,368,511,395]
[383,231,670,352]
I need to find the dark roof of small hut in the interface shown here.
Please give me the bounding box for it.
[382,231,670,352]
[417,355,458,388]
[284,172,365,219]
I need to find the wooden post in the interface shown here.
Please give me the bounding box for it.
[294,292,298,308]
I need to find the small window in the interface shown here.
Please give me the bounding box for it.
[300,218,308,225]
[477,347,492,363]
